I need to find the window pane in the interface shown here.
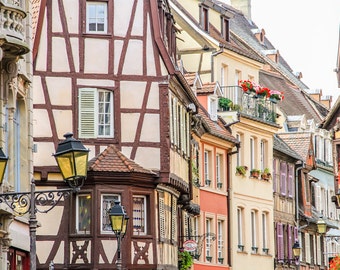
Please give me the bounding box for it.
[77,194,91,234]
[87,2,107,33]
[101,194,120,233]
[133,196,146,235]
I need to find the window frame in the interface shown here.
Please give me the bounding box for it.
[100,194,121,234]
[200,5,209,31]
[76,193,92,234]
[132,195,148,236]
[78,88,114,138]
[86,1,108,34]
[237,207,244,250]
[251,210,257,252]
[221,16,230,42]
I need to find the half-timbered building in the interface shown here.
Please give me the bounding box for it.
[32,0,199,269]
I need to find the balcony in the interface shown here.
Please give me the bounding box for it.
[219,86,277,124]
[0,0,29,57]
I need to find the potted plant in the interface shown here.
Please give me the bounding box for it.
[269,90,284,103]
[178,250,193,270]
[261,168,271,180]
[250,169,260,178]
[206,256,212,262]
[218,97,233,111]
[218,257,224,264]
[236,166,248,177]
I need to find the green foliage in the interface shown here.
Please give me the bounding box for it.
[218,97,233,110]
[236,165,248,176]
[178,250,193,270]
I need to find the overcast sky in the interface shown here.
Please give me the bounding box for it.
[250,0,340,102]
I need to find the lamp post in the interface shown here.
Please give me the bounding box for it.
[0,132,89,270]
[292,241,301,269]
[109,200,129,270]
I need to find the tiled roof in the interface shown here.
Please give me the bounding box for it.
[259,71,326,122]
[88,145,156,175]
[184,73,196,87]
[273,134,302,160]
[198,105,238,144]
[32,0,41,41]
[277,132,312,162]
[197,82,216,95]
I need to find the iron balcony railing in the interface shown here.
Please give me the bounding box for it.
[220,86,277,124]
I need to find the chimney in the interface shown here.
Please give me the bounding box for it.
[230,0,252,20]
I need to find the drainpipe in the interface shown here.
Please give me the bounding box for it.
[211,44,224,82]
[227,143,240,268]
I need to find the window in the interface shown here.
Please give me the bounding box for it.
[260,140,266,171]
[236,133,242,166]
[133,195,147,235]
[209,96,218,121]
[251,210,257,252]
[221,17,230,42]
[169,93,190,155]
[262,213,268,254]
[237,207,244,251]
[101,194,120,233]
[200,5,209,31]
[250,137,255,170]
[216,153,222,188]
[206,218,212,258]
[287,164,294,197]
[76,194,91,234]
[8,248,29,270]
[79,88,114,138]
[204,150,212,186]
[217,220,224,260]
[86,1,107,33]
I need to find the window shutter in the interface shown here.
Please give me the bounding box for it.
[169,95,174,144]
[210,97,217,121]
[158,192,165,241]
[305,233,310,263]
[79,88,96,138]
[277,223,284,261]
[288,225,293,260]
[171,195,177,241]
[280,162,286,196]
[288,164,294,197]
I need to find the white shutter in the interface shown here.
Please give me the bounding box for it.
[79,88,96,138]
[305,233,310,263]
[210,97,217,121]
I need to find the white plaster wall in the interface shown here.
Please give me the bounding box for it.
[114,0,134,37]
[135,147,160,170]
[33,109,52,137]
[33,142,57,166]
[35,12,48,71]
[114,40,124,73]
[70,37,80,72]
[146,17,157,76]
[52,0,62,32]
[84,39,109,73]
[64,1,79,34]
[36,206,63,235]
[36,241,54,264]
[122,40,143,75]
[146,83,160,109]
[121,113,140,142]
[140,114,160,142]
[131,0,144,36]
[33,76,45,104]
[53,109,73,137]
[120,81,146,108]
[101,240,116,263]
[46,77,72,105]
[52,37,70,72]
[77,79,115,88]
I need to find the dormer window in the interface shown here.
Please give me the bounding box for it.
[221,17,230,42]
[200,5,209,31]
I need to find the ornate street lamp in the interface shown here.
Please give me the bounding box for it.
[0,147,8,186]
[317,218,327,235]
[53,132,89,189]
[0,132,88,270]
[292,241,301,258]
[109,201,129,270]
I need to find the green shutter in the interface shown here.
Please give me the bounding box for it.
[79,88,96,138]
